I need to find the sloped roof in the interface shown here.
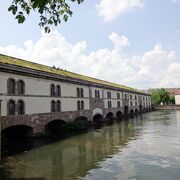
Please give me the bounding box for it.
[0,54,145,94]
[166,88,180,95]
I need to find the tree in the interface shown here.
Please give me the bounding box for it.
[8,0,84,33]
[151,88,172,105]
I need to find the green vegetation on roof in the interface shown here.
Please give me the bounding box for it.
[0,54,144,93]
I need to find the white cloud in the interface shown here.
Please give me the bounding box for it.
[0,30,180,89]
[109,32,130,50]
[96,0,144,21]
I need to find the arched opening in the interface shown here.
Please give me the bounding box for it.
[116,111,122,119]
[2,125,33,138]
[73,116,88,131]
[129,109,134,118]
[57,100,61,112]
[7,99,16,115]
[7,78,16,94]
[51,100,56,112]
[50,84,55,96]
[18,100,25,115]
[135,109,138,115]
[45,119,66,137]
[57,85,61,97]
[77,87,80,97]
[80,88,84,97]
[106,112,114,125]
[106,112,114,120]
[143,107,146,112]
[93,114,104,128]
[77,100,81,110]
[124,106,129,117]
[18,80,25,95]
[146,107,149,112]
[1,125,33,156]
[93,114,103,122]
[139,105,142,113]
[81,101,84,110]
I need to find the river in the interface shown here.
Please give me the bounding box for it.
[2,111,180,180]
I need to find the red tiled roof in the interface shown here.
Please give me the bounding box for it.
[166,88,180,95]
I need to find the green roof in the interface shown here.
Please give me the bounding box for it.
[0,54,144,93]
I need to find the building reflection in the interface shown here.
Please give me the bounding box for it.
[4,120,140,180]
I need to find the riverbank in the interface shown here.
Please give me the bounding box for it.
[154,105,180,110]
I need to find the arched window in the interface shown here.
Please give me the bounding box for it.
[18,80,25,95]
[97,90,100,98]
[95,90,97,98]
[57,100,61,112]
[7,78,16,94]
[57,85,61,97]
[130,95,132,100]
[117,93,120,99]
[18,100,25,115]
[77,88,80,97]
[80,88,84,97]
[130,101,133,106]
[77,100,81,110]
[108,101,112,108]
[8,99,16,115]
[81,101,84,110]
[51,100,56,112]
[50,84,55,96]
[117,101,121,107]
[135,95,137,100]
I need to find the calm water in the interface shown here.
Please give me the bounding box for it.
[3,111,180,180]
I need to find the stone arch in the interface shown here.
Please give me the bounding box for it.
[93,114,103,122]
[106,112,114,120]
[124,106,129,117]
[45,119,66,136]
[135,109,138,115]
[129,109,134,117]
[139,105,142,113]
[1,125,33,138]
[74,116,88,123]
[93,108,103,116]
[116,111,122,119]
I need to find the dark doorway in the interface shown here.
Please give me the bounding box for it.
[1,125,33,156]
[124,106,129,117]
[116,111,122,120]
[139,105,142,113]
[45,119,66,137]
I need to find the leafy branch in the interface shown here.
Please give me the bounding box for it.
[8,0,84,33]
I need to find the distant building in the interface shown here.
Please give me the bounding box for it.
[165,88,180,96]
[175,94,180,105]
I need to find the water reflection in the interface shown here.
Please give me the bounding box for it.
[3,111,180,180]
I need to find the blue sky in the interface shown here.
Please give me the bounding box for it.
[0,0,180,89]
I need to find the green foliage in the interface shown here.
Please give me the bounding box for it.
[62,119,88,131]
[151,88,174,105]
[8,0,84,33]
[169,95,175,104]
